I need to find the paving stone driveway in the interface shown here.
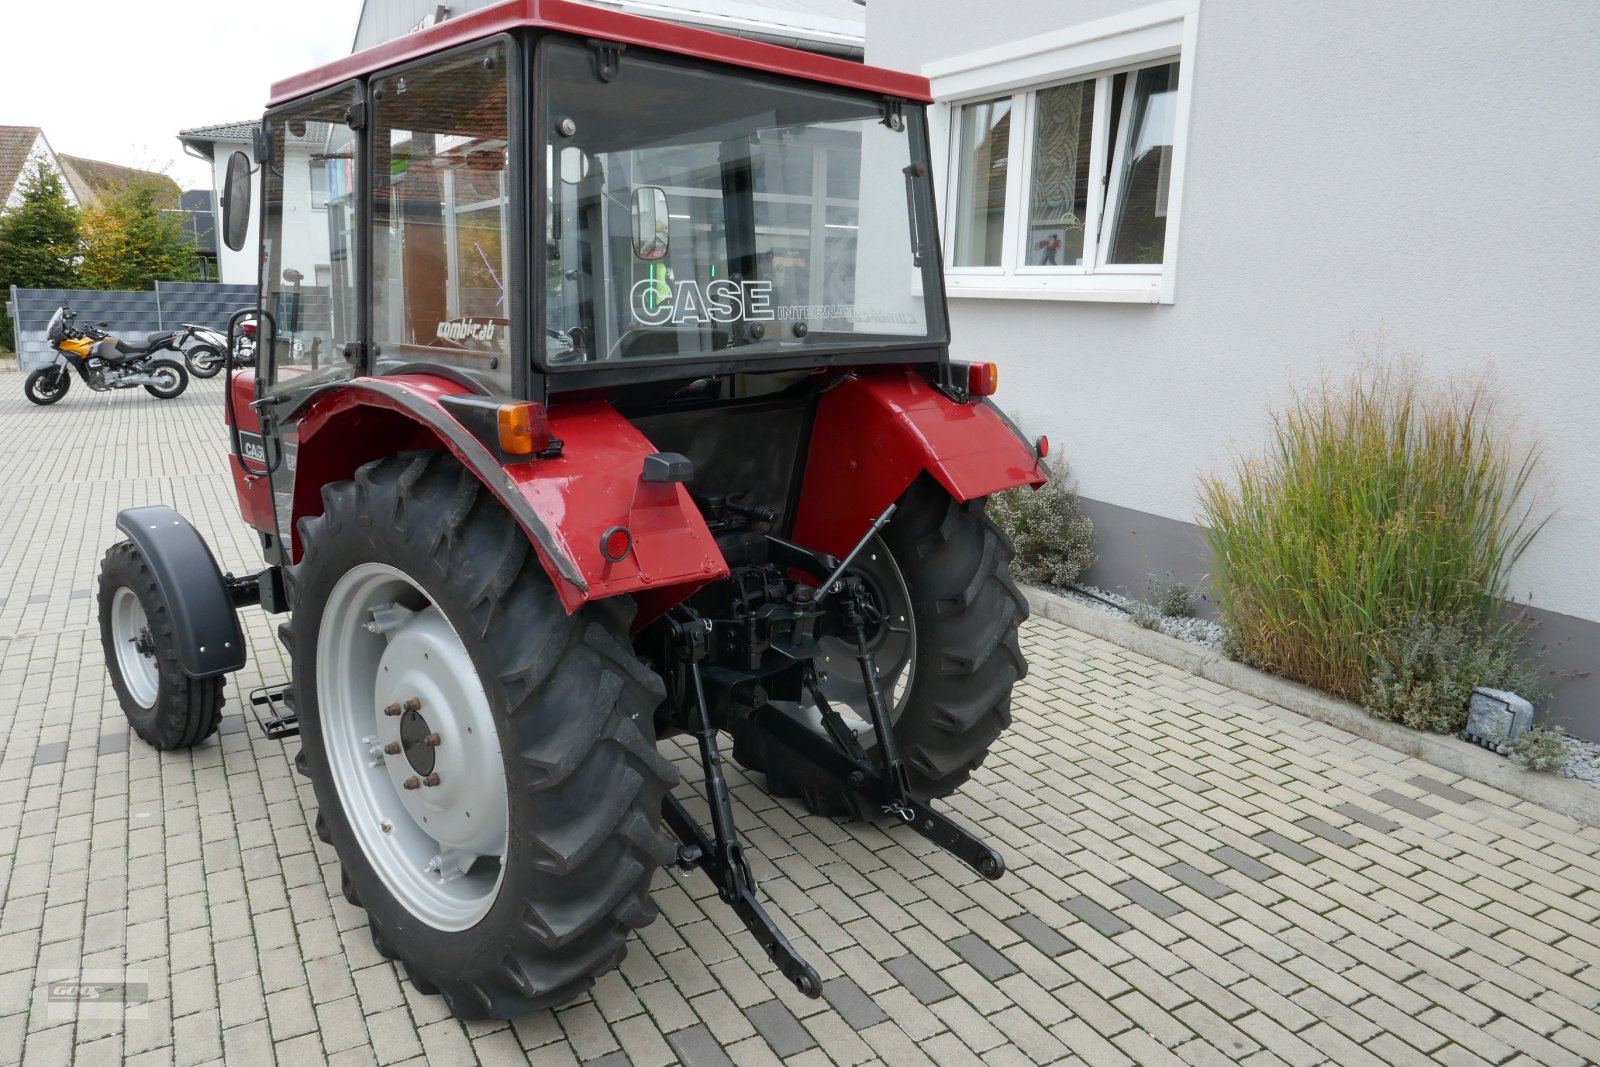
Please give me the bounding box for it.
[1,372,1598,1067]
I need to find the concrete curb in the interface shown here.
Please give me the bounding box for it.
[1024,584,1600,829]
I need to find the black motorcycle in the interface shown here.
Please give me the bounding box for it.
[25,305,190,405]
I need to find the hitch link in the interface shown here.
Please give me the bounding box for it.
[660,615,823,999]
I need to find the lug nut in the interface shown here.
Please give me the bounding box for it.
[424,772,441,787]
[384,702,402,717]
[403,697,422,713]
[402,776,421,790]
[424,733,441,747]
[383,742,401,756]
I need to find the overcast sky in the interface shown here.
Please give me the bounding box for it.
[9,0,363,191]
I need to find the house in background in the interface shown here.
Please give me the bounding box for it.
[56,154,181,210]
[0,126,78,213]
[868,0,1600,741]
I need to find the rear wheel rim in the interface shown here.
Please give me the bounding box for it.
[318,562,508,931]
[110,587,159,708]
[810,536,917,734]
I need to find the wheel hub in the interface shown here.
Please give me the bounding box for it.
[398,708,436,775]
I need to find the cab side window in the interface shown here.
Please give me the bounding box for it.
[261,91,361,396]
[371,41,513,393]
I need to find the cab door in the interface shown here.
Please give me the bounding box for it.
[255,82,365,556]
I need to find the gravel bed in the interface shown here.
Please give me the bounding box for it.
[1055,583,1227,652]
[1051,582,1600,790]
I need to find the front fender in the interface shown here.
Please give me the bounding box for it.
[791,371,1046,558]
[114,506,246,678]
[291,377,727,615]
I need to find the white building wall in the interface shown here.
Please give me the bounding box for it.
[869,0,1600,628]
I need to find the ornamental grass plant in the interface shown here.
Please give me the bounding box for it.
[1199,358,1545,706]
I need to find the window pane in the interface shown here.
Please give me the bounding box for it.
[1026,80,1095,267]
[372,42,512,393]
[952,98,1011,267]
[1107,61,1179,265]
[261,97,359,399]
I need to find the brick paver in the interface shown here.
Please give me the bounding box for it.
[1,372,1598,1065]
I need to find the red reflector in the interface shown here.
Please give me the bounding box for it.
[1036,435,1049,458]
[968,362,999,397]
[601,526,632,563]
[497,402,551,455]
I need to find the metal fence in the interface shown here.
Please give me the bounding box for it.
[7,282,258,370]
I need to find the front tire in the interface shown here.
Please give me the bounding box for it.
[98,541,225,749]
[186,345,224,378]
[289,450,678,1020]
[144,362,188,398]
[25,366,70,405]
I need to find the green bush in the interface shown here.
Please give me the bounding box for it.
[1146,571,1196,618]
[1509,724,1569,773]
[1200,359,1545,703]
[990,472,1095,588]
[1364,615,1547,732]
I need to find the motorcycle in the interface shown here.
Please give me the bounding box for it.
[175,323,228,379]
[24,305,190,405]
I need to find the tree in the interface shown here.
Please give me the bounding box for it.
[78,175,197,291]
[0,161,80,347]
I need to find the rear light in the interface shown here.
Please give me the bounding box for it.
[601,526,632,562]
[496,401,551,455]
[1036,435,1049,458]
[967,362,999,397]
[241,322,257,336]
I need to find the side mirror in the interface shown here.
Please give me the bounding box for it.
[221,151,252,252]
[632,187,670,262]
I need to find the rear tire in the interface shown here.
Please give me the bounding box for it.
[24,366,70,405]
[289,450,678,1020]
[98,541,226,749]
[144,362,188,398]
[739,477,1027,814]
[186,345,224,378]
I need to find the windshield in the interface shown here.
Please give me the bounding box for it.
[542,40,945,367]
[46,306,67,343]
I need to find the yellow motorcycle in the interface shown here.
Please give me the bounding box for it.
[25,304,189,405]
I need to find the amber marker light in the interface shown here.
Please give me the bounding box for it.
[967,362,999,397]
[496,401,550,455]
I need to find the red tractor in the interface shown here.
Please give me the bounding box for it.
[98,0,1046,1020]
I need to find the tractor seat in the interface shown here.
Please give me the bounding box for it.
[114,331,175,355]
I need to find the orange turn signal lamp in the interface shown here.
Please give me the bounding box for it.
[496,401,552,456]
[966,361,999,397]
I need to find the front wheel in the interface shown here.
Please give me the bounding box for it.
[24,366,70,405]
[290,450,678,1019]
[98,541,225,748]
[144,362,188,398]
[186,345,224,378]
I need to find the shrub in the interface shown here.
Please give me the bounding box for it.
[1145,571,1196,618]
[1509,724,1569,773]
[1364,614,1547,733]
[1127,600,1164,630]
[990,472,1096,588]
[1199,358,1545,703]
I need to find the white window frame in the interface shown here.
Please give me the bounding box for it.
[925,0,1199,303]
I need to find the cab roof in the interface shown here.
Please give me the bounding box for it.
[268,0,932,107]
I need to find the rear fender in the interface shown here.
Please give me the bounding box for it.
[289,376,727,615]
[791,371,1046,558]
